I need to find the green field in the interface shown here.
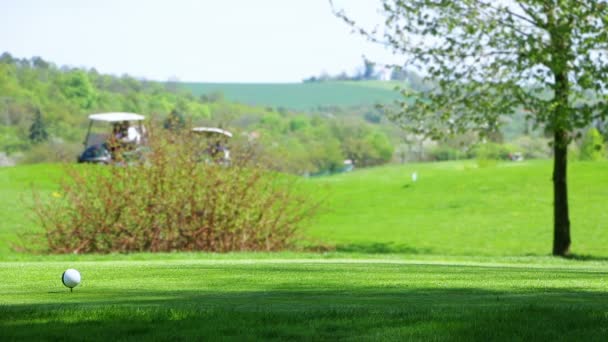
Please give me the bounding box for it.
[309,160,608,257]
[2,256,608,340]
[4,160,606,258]
[2,160,608,340]
[180,81,403,110]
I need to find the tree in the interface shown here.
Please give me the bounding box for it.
[580,127,606,161]
[362,59,377,80]
[333,0,608,256]
[163,108,186,131]
[29,108,49,144]
[60,70,97,110]
[0,52,15,64]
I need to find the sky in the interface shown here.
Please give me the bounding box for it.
[0,0,398,83]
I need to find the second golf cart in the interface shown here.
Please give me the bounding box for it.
[191,127,232,164]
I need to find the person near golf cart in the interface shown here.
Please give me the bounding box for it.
[78,112,146,164]
[111,121,141,145]
[108,121,141,156]
[192,127,232,164]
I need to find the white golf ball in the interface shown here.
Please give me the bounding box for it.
[62,269,81,289]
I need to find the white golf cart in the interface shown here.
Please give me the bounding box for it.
[191,127,232,164]
[78,112,146,164]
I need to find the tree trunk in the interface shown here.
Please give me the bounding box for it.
[552,129,570,256]
[544,0,572,257]
[551,64,571,256]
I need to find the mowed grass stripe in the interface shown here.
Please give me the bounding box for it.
[4,256,608,269]
[2,259,608,340]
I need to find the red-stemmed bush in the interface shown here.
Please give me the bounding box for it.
[33,124,317,253]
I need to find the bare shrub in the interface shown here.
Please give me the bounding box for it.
[20,140,82,164]
[33,124,318,253]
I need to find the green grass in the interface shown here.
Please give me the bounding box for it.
[2,256,608,340]
[308,159,608,257]
[2,160,608,339]
[0,164,67,257]
[2,160,608,258]
[180,81,403,110]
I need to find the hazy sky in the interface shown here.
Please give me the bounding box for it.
[0,0,397,83]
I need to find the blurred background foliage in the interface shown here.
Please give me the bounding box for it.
[0,52,605,172]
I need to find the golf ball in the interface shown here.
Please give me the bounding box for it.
[62,269,81,289]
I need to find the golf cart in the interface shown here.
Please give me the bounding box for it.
[191,127,232,164]
[77,112,146,164]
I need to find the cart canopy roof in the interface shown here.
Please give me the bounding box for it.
[88,112,145,122]
[192,127,233,137]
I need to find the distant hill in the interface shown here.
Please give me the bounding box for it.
[179,80,543,140]
[180,81,405,110]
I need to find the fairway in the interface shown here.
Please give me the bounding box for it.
[2,160,608,257]
[2,255,608,340]
[308,160,608,256]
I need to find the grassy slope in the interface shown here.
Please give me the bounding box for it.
[2,257,608,340]
[0,164,66,256]
[180,81,403,110]
[1,160,607,257]
[308,160,608,257]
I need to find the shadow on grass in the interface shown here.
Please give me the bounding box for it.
[334,242,434,254]
[2,286,608,340]
[563,254,608,262]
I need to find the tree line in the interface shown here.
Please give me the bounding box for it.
[0,53,394,172]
